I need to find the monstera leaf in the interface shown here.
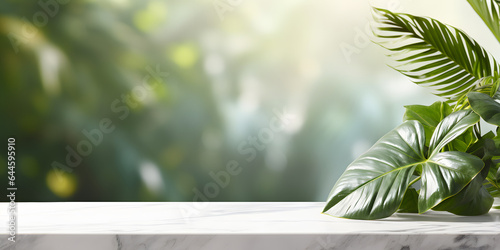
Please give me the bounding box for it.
[323,110,482,219]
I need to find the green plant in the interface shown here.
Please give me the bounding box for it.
[323,0,500,220]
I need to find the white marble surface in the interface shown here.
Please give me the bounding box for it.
[1,202,500,250]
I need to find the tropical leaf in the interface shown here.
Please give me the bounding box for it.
[485,137,500,191]
[419,110,483,212]
[322,120,424,219]
[468,0,500,44]
[323,110,482,219]
[373,8,500,101]
[467,131,495,157]
[447,127,475,152]
[434,138,498,216]
[468,91,500,125]
[403,101,451,146]
[398,187,419,213]
[403,101,475,152]
[427,109,481,155]
[432,172,493,215]
[418,151,486,213]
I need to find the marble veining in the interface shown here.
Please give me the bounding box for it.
[0,202,499,250]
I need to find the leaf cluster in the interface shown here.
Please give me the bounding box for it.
[324,0,500,219]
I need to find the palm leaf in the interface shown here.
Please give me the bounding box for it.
[468,0,500,44]
[373,8,500,101]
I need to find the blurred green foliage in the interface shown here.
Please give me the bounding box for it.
[0,0,425,201]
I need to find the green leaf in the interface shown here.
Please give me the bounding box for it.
[323,120,424,219]
[467,131,495,157]
[398,187,419,213]
[432,178,493,215]
[433,139,495,215]
[373,8,500,101]
[468,92,500,126]
[323,111,481,219]
[447,127,474,152]
[428,110,480,156]
[419,110,483,213]
[468,0,500,44]
[403,102,476,152]
[403,101,451,146]
[485,137,500,192]
[419,152,493,215]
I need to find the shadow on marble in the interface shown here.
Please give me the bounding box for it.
[385,210,500,223]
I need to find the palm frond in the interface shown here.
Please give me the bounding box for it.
[373,8,500,101]
[468,0,500,44]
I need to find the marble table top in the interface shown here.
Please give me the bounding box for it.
[1,202,499,250]
[0,202,499,234]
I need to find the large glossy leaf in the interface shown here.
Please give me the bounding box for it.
[323,120,424,219]
[433,140,495,215]
[432,176,493,215]
[420,110,483,213]
[468,92,500,126]
[418,151,485,213]
[373,8,500,101]
[468,0,500,44]
[324,111,481,219]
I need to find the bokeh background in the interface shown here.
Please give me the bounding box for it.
[1,0,498,201]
